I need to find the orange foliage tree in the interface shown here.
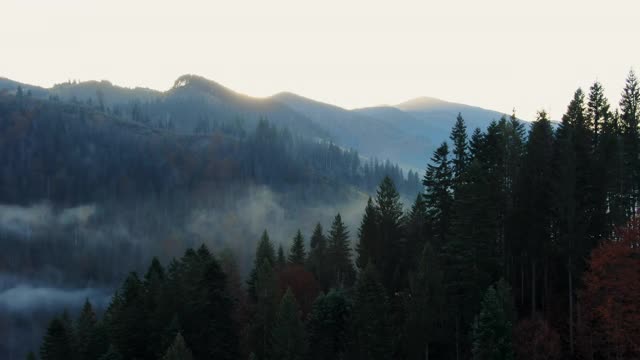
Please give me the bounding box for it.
[578,217,640,359]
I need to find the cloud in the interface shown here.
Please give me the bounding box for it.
[0,284,110,313]
[0,203,96,238]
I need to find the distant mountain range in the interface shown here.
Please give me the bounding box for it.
[0,74,517,170]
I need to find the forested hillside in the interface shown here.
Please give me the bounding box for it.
[0,89,419,359]
[27,71,640,360]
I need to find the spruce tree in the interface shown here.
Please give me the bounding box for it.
[271,288,307,360]
[619,69,640,216]
[248,230,276,299]
[471,280,515,360]
[405,194,429,270]
[356,197,380,271]
[161,333,194,360]
[252,259,278,360]
[450,112,469,183]
[405,243,445,360]
[75,300,99,360]
[351,263,392,360]
[307,223,330,290]
[307,289,352,360]
[375,176,406,292]
[40,317,73,360]
[288,230,306,265]
[277,244,286,269]
[423,142,453,248]
[327,214,356,288]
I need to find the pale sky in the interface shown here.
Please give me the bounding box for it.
[2,0,639,120]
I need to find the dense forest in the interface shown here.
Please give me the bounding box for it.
[25,70,640,360]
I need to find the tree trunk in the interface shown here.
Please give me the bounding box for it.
[425,342,429,360]
[568,258,574,356]
[531,260,536,316]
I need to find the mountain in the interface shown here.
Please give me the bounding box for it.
[0,75,517,170]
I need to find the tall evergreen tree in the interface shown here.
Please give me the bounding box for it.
[450,112,469,183]
[307,223,330,290]
[619,69,640,216]
[375,176,406,291]
[40,317,74,360]
[277,244,286,269]
[351,263,392,360]
[356,197,380,271]
[307,289,352,360]
[327,214,356,288]
[471,280,515,360]
[288,230,306,265]
[405,243,445,360]
[161,333,193,360]
[252,259,278,360]
[423,142,453,248]
[248,231,276,299]
[271,288,307,360]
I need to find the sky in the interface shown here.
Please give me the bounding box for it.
[2,0,639,120]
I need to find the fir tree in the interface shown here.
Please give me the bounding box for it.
[248,230,276,299]
[271,288,307,360]
[375,176,406,292]
[450,112,469,182]
[471,280,515,360]
[162,333,194,360]
[277,244,287,269]
[307,223,330,290]
[423,142,453,248]
[40,317,73,360]
[619,69,640,216]
[327,214,356,288]
[252,259,278,360]
[307,289,352,360]
[351,263,392,360]
[356,197,380,271]
[288,230,306,265]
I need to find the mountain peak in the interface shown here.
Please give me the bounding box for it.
[395,96,450,111]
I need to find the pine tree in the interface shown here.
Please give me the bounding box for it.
[271,288,307,360]
[307,223,330,290]
[351,263,392,360]
[375,176,406,292]
[619,69,640,217]
[405,243,445,360]
[75,299,99,360]
[307,289,352,360]
[327,214,356,288]
[252,259,278,360]
[471,280,515,360]
[288,230,306,265]
[162,333,194,360]
[277,244,287,269]
[423,142,453,248]
[356,197,380,271]
[450,112,469,182]
[40,317,73,360]
[248,230,276,299]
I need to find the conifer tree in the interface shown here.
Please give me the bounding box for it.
[351,263,392,360]
[307,289,352,360]
[356,197,380,271]
[252,259,278,360]
[97,346,123,360]
[471,280,515,360]
[405,194,429,269]
[248,230,276,299]
[327,214,356,288]
[288,230,306,265]
[619,69,640,216]
[423,142,453,248]
[450,112,469,183]
[277,245,286,269]
[161,333,194,360]
[307,223,330,290]
[75,300,100,360]
[375,176,406,291]
[40,317,74,360]
[271,288,307,360]
[405,243,445,360]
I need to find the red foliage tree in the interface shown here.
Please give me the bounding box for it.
[277,264,321,316]
[514,315,562,360]
[578,217,640,359]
